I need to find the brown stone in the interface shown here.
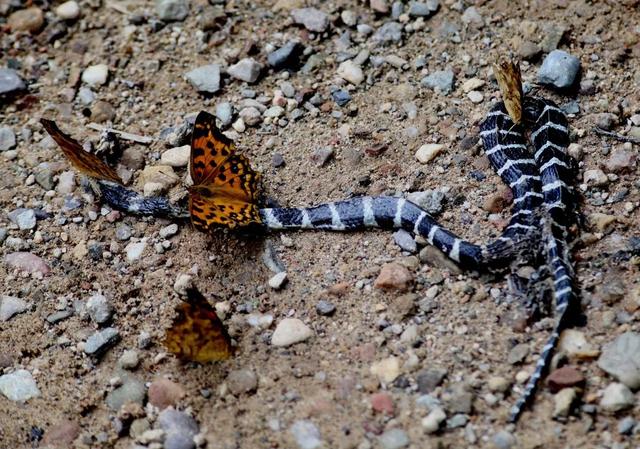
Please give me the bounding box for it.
[547,366,585,393]
[327,281,350,296]
[483,187,513,213]
[370,392,394,415]
[8,7,44,33]
[374,263,413,292]
[42,420,80,448]
[148,378,185,409]
[370,0,389,13]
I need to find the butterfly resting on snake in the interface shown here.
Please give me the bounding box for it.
[41,86,579,422]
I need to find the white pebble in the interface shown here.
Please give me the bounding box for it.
[160,145,190,167]
[337,60,364,85]
[81,64,109,87]
[268,271,288,290]
[415,143,444,163]
[467,90,484,104]
[55,0,80,19]
[125,241,147,262]
[271,318,313,347]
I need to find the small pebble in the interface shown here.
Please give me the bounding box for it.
[8,7,44,32]
[155,0,189,21]
[597,332,640,389]
[0,295,28,322]
[185,64,221,93]
[86,294,114,324]
[492,430,516,449]
[421,407,446,433]
[337,60,364,85]
[370,357,400,383]
[0,127,16,151]
[0,369,40,401]
[157,408,199,449]
[290,7,329,32]
[118,350,139,370]
[415,143,444,163]
[538,50,581,90]
[161,145,190,167]
[81,64,109,87]
[227,369,258,395]
[289,420,322,449]
[149,378,186,409]
[374,263,413,292]
[421,69,454,94]
[268,271,288,289]
[271,318,313,347]
[55,1,80,20]
[227,58,262,84]
[600,382,635,412]
[553,388,577,417]
[84,327,120,356]
[393,229,417,253]
[378,428,409,449]
[125,241,147,262]
[0,69,26,97]
[315,300,336,316]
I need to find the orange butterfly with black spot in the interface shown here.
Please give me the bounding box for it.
[40,119,123,184]
[164,287,234,362]
[188,111,262,231]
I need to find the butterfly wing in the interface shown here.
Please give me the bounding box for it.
[164,288,233,363]
[189,111,262,230]
[40,119,123,184]
[190,110,236,185]
[492,58,523,124]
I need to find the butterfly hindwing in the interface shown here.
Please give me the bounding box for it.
[40,119,123,184]
[164,288,233,363]
[188,111,262,230]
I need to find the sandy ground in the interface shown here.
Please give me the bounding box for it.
[1,0,640,448]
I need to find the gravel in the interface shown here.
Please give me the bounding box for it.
[421,69,454,94]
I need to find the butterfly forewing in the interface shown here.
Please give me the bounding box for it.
[190,111,236,185]
[164,288,233,363]
[40,119,123,184]
[493,58,523,124]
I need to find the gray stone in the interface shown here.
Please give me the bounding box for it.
[445,388,473,414]
[379,428,409,449]
[409,1,438,17]
[391,2,403,19]
[106,376,145,410]
[227,369,258,395]
[0,69,26,96]
[597,332,640,389]
[0,126,16,151]
[34,165,55,190]
[393,229,417,253]
[215,102,234,127]
[618,416,636,435]
[407,190,445,215]
[227,58,262,83]
[417,368,447,393]
[118,350,140,370]
[77,87,95,105]
[86,294,114,324]
[310,146,334,166]
[0,369,40,401]
[446,413,468,429]
[46,309,73,324]
[315,300,336,316]
[372,21,403,45]
[115,223,132,241]
[8,208,36,230]
[421,69,454,94]
[291,8,329,33]
[0,295,28,321]
[461,6,484,27]
[289,420,321,449]
[538,50,581,90]
[508,343,529,365]
[0,228,7,244]
[84,327,120,356]
[493,430,516,449]
[268,41,302,70]
[157,409,199,449]
[159,223,179,239]
[600,382,635,412]
[185,64,221,94]
[156,0,188,21]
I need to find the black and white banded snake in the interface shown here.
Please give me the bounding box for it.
[63,96,579,423]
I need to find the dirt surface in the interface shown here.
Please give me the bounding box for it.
[1,0,640,448]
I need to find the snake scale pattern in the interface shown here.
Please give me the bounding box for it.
[90,97,578,422]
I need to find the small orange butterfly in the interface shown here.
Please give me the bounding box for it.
[164,287,234,362]
[188,111,262,231]
[40,119,123,184]
[493,57,523,125]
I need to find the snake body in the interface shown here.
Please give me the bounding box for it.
[85,97,577,422]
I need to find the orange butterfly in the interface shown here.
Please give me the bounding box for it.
[164,288,234,362]
[188,111,262,231]
[40,119,123,184]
